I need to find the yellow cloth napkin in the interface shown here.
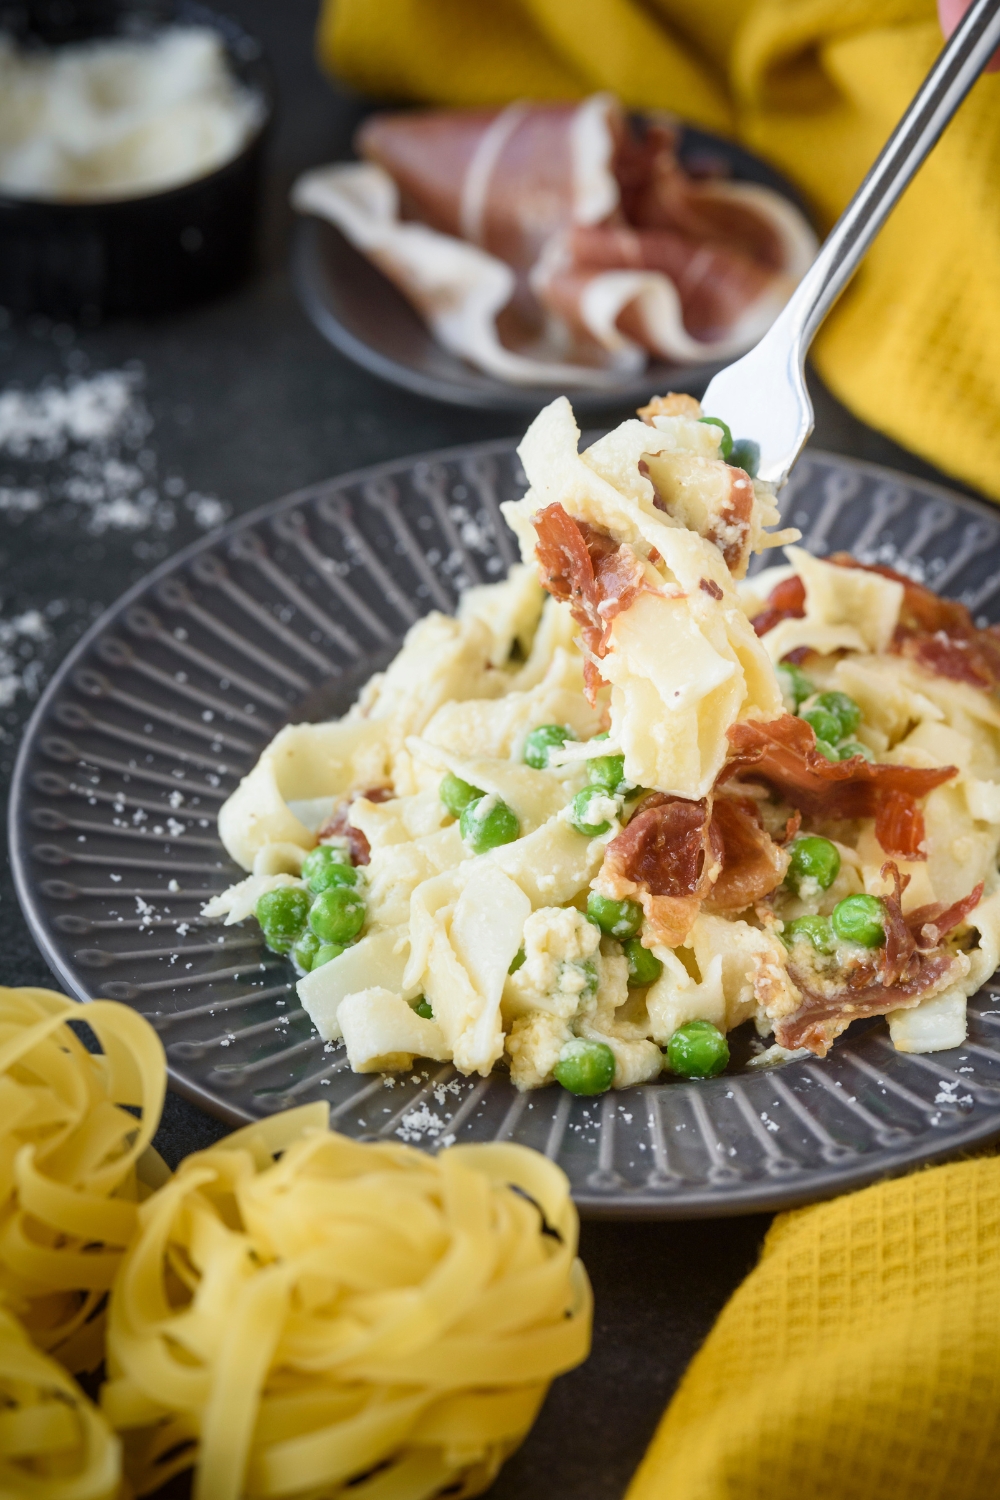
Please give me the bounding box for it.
[319,0,1000,502]
[626,1154,1000,1500]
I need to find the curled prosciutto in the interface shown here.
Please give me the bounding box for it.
[750,552,1000,694]
[750,573,806,638]
[598,791,788,946]
[828,555,1000,692]
[291,96,816,386]
[532,502,645,657]
[599,793,722,947]
[316,786,394,867]
[723,713,956,861]
[532,501,646,702]
[776,864,982,1055]
[704,795,790,914]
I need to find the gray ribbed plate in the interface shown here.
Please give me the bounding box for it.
[11,442,1000,1217]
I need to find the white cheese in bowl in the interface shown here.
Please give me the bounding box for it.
[0,26,264,202]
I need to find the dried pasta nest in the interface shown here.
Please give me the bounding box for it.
[0,1306,120,1500]
[0,987,167,1373]
[102,1105,592,1500]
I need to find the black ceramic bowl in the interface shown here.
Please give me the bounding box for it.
[0,0,274,320]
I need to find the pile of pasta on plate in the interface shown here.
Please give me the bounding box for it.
[208,393,1000,1095]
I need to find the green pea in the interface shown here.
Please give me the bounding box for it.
[698,416,733,459]
[781,915,836,954]
[301,844,358,895]
[800,706,842,746]
[569,788,615,837]
[587,752,627,795]
[255,886,310,954]
[508,948,526,974]
[785,836,841,893]
[624,937,663,987]
[587,891,643,939]
[524,723,577,769]
[553,1037,616,1096]
[440,771,484,818]
[414,998,433,1019]
[665,1019,730,1079]
[813,739,840,762]
[837,740,874,762]
[313,943,345,969]
[308,886,366,946]
[292,930,321,971]
[831,894,886,948]
[814,690,861,738]
[459,795,520,854]
[776,663,815,712]
[728,437,760,477]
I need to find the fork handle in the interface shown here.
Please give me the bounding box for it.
[790,0,1000,351]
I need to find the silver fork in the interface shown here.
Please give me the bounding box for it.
[701,0,1000,488]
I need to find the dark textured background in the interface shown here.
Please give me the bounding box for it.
[0,4,989,1494]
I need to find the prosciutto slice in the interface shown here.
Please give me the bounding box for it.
[751,574,806,638]
[905,882,984,952]
[532,502,646,700]
[777,863,980,1055]
[600,794,722,947]
[357,103,591,279]
[599,791,787,942]
[723,713,957,860]
[317,787,394,867]
[828,554,1000,692]
[531,223,790,363]
[292,96,816,384]
[554,223,779,338]
[704,795,789,913]
[615,121,788,264]
[532,504,645,648]
[777,952,965,1054]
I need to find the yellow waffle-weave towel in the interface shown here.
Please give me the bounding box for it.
[625,1155,1000,1500]
[319,0,1000,502]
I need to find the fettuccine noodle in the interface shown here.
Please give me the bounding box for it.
[102,1104,592,1500]
[0,987,167,1374]
[0,1306,120,1500]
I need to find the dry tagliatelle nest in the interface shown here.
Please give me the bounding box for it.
[0,1306,120,1500]
[0,985,167,1499]
[103,1106,592,1500]
[0,990,591,1500]
[0,986,167,1374]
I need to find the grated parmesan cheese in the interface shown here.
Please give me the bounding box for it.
[0,27,263,201]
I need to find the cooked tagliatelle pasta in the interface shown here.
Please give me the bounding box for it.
[0,986,167,1373]
[101,1104,591,1500]
[211,392,1000,1093]
[0,1306,120,1500]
